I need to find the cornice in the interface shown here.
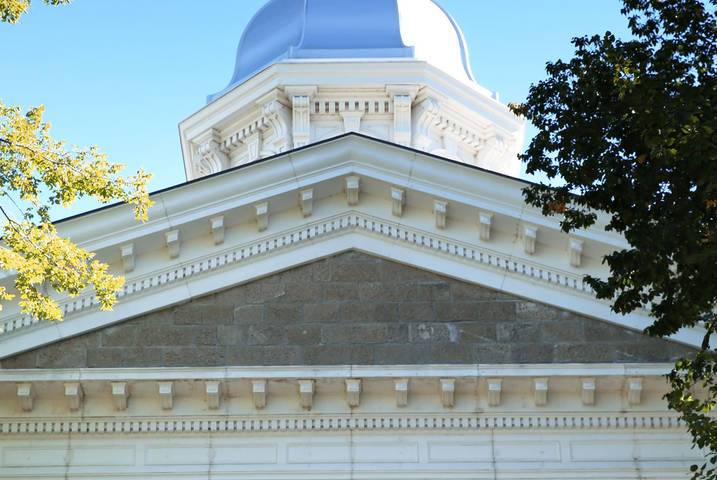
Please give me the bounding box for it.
[53,136,626,251]
[0,363,681,430]
[0,136,702,355]
[0,414,685,436]
[0,212,619,344]
[179,61,522,180]
[0,363,676,382]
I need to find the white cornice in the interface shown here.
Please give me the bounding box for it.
[179,61,522,179]
[0,363,675,382]
[54,136,625,251]
[0,136,702,355]
[0,363,681,429]
[0,414,686,436]
[0,221,704,356]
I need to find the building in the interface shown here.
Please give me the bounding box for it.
[0,0,705,478]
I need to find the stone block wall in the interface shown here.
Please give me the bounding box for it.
[1,251,694,368]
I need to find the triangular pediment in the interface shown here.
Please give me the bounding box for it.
[1,251,694,369]
[0,135,705,357]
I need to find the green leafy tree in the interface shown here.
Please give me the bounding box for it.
[510,0,716,477]
[0,0,152,322]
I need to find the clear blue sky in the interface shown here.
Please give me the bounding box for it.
[0,0,631,218]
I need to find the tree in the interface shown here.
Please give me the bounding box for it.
[510,0,716,477]
[0,0,152,322]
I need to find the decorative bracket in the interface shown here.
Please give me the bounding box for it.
[298,380,315,410]
[64,382,83,411]
[346,176,360,206]
[286,86,317,148]
[195,128,230,176]
[111,382,129,411]
[158,381,174,410]
[627,377,643,405]
[205,381,221,410]
[252,380,267,409]
[300,189,314,218]
[394,378,409,407]
[17,383,34,412]
[581,378,596,406]
[255,202,269,232]
[165,230,181,259]
[413,97,441,151]
[391,187,405,217]
[345,379,361,407]
[340,111,364,133]
[479,212,493,241]
[440,378,455,408]
[487,378,502,407]
[258,92,292,148]
[120,243,135,273]
[387,85,419,146]
[569,237,584,268]
[210,216,225,245]
[245,130,262,162]
[533,378,549,406]
[434,200,448,229]
[393,95,413,146]
[523,225,538,255]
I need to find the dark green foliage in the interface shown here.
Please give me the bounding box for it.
[510,0,717,477]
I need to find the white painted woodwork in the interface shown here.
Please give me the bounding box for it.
[581,378,596,406]
[340,110,364,133]
[252,379,267,409]
[534,377,549,406]
[255,202,269,232]
[0,0,703,472]
[210,215,225,245]
[390,187,405,217]
[298,379,314,410]
[286,86,317,149]
[205,381,221,410]
[346,378,361,407]
[0,364,704,478]
[0,428,702,479]
[487,378,502,407]
[346,176,360,206]
[434,200,448,229]
[569,237,585,267]
[478,212,493,241]
[392,94,412,145]
[64,382,83,411]
[111,382,129,411]
[194,128,229,176]
[628,377,643,405]
[523,225,538,255]
[299,188,314,217]
[394,378,409,407]
[439,378,455,408]
[158,381,173,410]
[165,230,181,259]
[120,243,135,273]
[181,63,525,181]
[16,383,33,412]
[3,136,705,354]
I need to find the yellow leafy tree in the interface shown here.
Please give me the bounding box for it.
[0,0,153,322]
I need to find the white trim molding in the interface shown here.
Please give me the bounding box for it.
[0,135,705,356]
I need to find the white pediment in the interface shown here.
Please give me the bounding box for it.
[0,134,704,356]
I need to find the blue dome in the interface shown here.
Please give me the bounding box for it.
[208,0,475,102]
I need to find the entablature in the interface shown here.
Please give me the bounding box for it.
[0,363,679,418]
[180,61,525,181]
